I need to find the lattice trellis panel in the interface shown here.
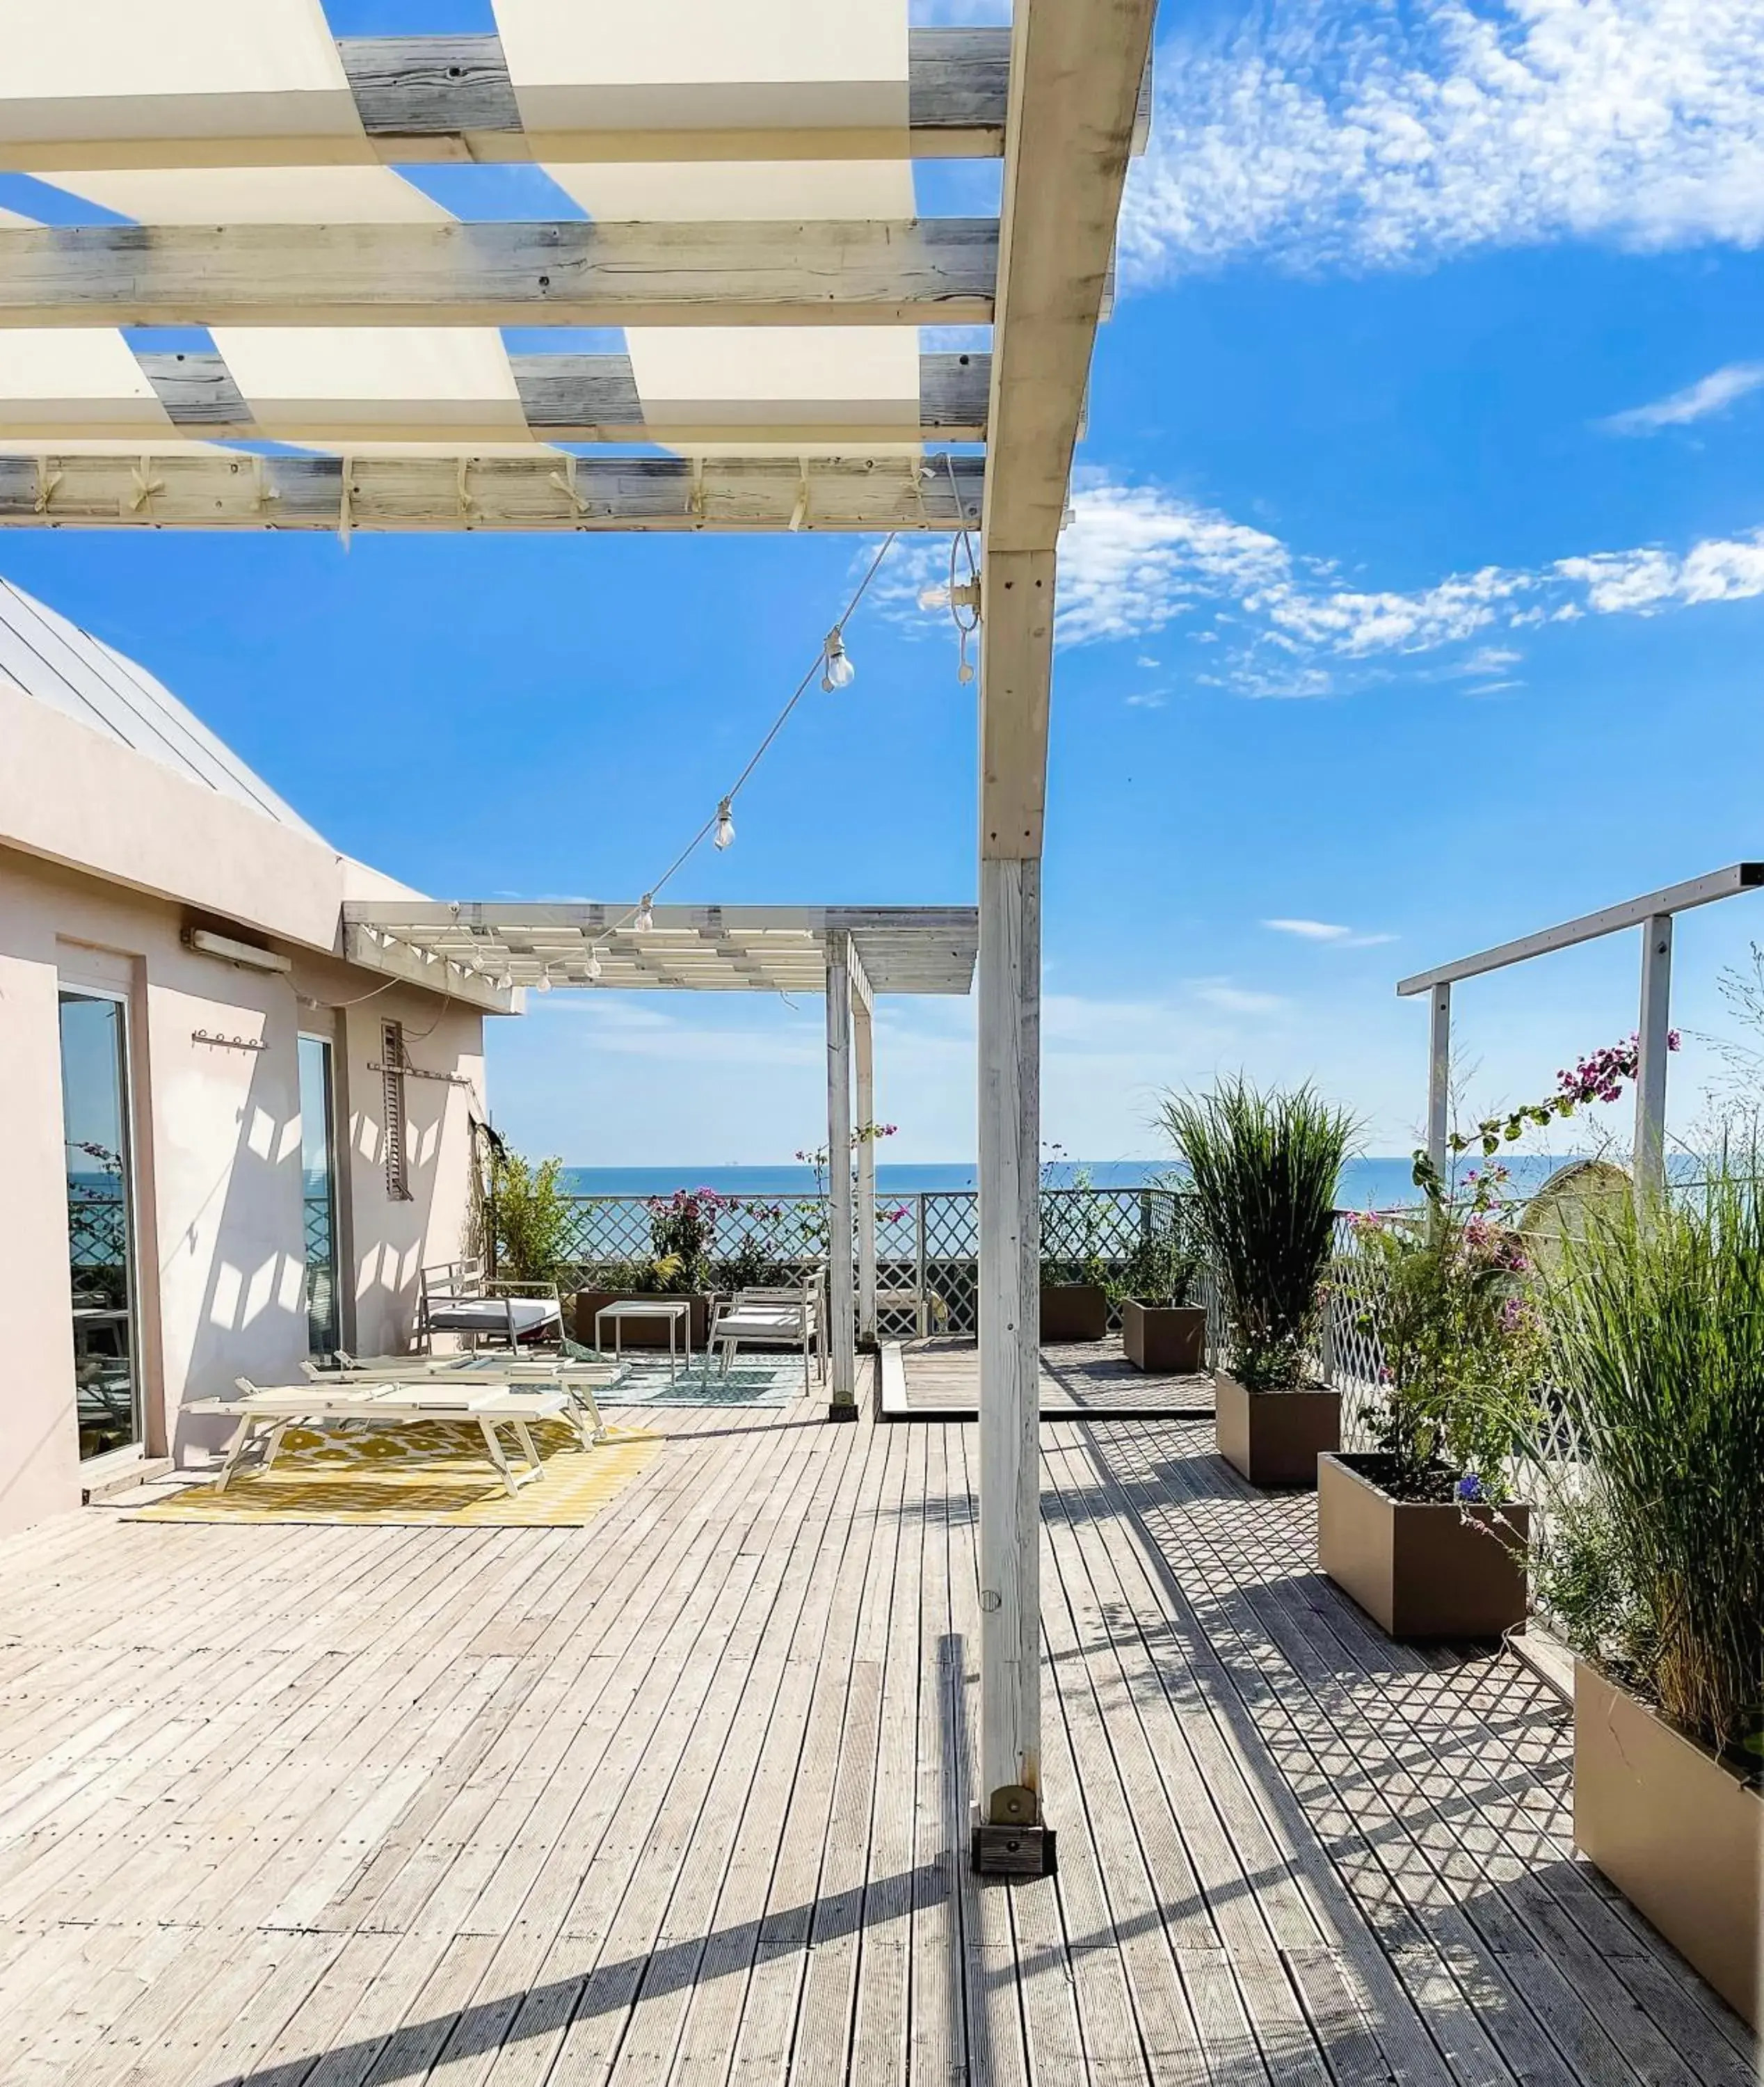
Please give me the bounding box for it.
[66,1193,127,1293]
[304,1193,339,1354]
[546,1187,1195,1337]
[548,1193,831,1291]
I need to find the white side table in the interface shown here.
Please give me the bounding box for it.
[595,1300,692,1377]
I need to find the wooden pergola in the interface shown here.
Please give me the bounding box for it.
[1,0,1157,1872]
[341,899,980,1405]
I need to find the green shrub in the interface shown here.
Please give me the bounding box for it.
[489,1150,570,1283]
[1158,1078,1356,1391]
[1537,1165,1764,1764]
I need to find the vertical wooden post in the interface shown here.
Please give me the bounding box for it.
[966,0,1155,1876]
[915,1192,929,1338]
[1427,984,1451,1178]
[1635,914,1674,1208]
[854,991,878,1346]
[974,551,1054,1872]
[826,933,856,1415]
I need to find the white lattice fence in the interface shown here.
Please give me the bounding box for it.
[542,1186,1194,1336]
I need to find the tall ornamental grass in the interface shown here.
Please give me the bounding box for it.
[1159,1079,1357,1392]
[1541,1167,1764,1763]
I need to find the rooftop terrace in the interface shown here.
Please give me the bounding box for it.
[1,1394,1749,2087]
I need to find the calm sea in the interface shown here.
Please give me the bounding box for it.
[556,1156,1578,1208]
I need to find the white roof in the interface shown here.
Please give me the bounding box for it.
[0,573,322,837]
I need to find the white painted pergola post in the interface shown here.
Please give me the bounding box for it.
[1635,914,1674,1206]
[853,958,879,1347]
[1427,983,1452,1176]
[976,840,1045,1834]
[974,550,1055,1869]
[967,0,1155,1878]
[826,932,857,1414]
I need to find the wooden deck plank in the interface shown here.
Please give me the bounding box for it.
[0,1401,1749,2087]
[847,1423,927,2086]
[473,1416,835,2086]
[790,1427,906,2081]
[899,1339,1212,1421]
[1100,1421,1673,2087]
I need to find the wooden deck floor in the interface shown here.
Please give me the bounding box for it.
[899,1337,1214,1418]
[0,1403,1752,2087]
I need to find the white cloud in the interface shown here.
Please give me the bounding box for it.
[1194,981,1288,1015]
[1124,689,1168,708]
[1265,918,1351,941]
[883,473,1764,689]
[1601,360,1764,433]
[1056,479,1290,645]
[1045,473,1764,685]
[1257,566,1532,655]
[1121,1,1764,285]
[1555,530,1764,609]
[1264,918,1397,948]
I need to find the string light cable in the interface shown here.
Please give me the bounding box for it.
[600,529,901,941]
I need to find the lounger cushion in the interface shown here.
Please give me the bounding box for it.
[427,1297,559,1335]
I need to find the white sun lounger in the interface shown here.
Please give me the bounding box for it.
[303,1351,609,1445]
[191,1377,577,1497]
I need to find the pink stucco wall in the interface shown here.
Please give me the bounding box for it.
[0,689,492,1535]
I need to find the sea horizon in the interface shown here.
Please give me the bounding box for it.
[554,1155,1587,1208]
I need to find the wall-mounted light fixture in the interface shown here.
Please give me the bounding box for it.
[184,927,291,975]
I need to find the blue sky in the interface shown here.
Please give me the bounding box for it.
[8,0,1764,1165]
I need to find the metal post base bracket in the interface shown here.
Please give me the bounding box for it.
[970,1801,1056,1877]
[826,1400,860,1423]
[970,1794,1057,1877]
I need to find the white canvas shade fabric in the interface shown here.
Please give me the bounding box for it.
[0,0,972,462]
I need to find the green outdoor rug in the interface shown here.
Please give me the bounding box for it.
[600,1359,806,1407]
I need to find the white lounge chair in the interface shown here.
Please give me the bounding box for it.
[417,1258,561,1352]
[193,1375,578,1497]
[708,1274,828,1392]
[304,1349,609,1444]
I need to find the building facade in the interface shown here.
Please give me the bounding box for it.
[0,577,491,1535]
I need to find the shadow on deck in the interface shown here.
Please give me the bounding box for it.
[897,1334,1214,1419]
[0,1402,1750,2086]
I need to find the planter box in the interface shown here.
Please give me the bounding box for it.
[1039,1284,1109,1343]
[1121,1300,1208,1374]
[1575,1662,1761,2027]
[1214,1371,1340,1488]
[1317,1454,1530,1640]
[574,1290,714,1351]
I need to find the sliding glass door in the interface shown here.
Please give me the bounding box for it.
[299,1033,342,1357]
[59,990,140,1460]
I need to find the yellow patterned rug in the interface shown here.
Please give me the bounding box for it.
[127,1418,661,1527]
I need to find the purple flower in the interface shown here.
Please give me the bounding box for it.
[1456,1473,1484,1503]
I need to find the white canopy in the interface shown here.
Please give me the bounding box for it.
[341,901,978,1000]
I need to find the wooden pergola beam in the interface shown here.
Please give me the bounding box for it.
[970,0,1157,1878]
[0,450,984,534]
[31,348,991,448]
[0,29,1032,172]
[0,220,997,330]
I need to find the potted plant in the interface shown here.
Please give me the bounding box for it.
[574,1188,723,1350]
[1039,1148,1110,1342]
[1318,1165,1543,1640]
[1115,1217,1208,1373]
[1527,1165,1763,2027]
[1160,1079,1356,1486]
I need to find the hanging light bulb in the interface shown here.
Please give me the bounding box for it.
[633,894,655,933]
[536,970,552,993]
[820,626,856,692]
[714,797,736,851]
[495,968,513,991]
[585,947,602,982]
